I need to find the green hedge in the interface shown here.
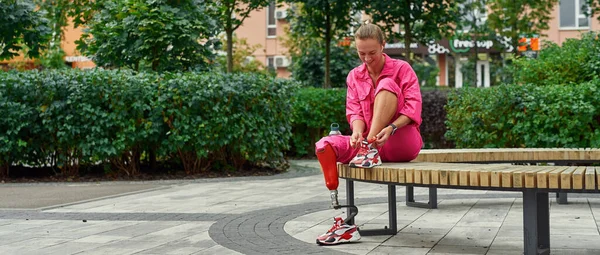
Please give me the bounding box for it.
[290,88,348,156]
[445,80,600,148]
[421,88,454,149]
[507,32,600,86]
[0,70,297,177]
[289,87,451,157]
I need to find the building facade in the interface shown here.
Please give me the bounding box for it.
[235,0,599,85]
[3,1,597,84]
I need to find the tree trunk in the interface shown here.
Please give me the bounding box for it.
[0,162,8,179]
[403,21,413,65]
[226,29,234,73]
[473,18,479,87]
[324,4,332,88]
[512,3,520,58]
[149,149,157,171]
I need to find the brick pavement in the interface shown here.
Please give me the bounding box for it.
[0,160,599,254]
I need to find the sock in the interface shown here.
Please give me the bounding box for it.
[317,144,339,191]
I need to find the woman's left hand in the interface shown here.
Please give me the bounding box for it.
[374,126,392,148]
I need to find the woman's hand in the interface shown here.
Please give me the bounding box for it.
[350,131,364,148]
[374,126,393,148]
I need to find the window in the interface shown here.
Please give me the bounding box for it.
[267,56,275,69]
[267,1,276,37]
[560,0,590,28]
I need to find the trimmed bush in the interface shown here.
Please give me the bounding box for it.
[445,80,600,148]
[290,88,348,157]
[0,70,297,177]
[507,32,600,86]
[421,88,454,149]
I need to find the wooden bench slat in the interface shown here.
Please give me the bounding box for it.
[414,148,600,163]
[501,167,525,188]
[480,165,511,187]
[560,167,578,189]
[585,166,596,190]
[596,167,600,191]
[537,166,567,189]
[471,165,510,187]
[572,167,587,190]
[549,167,568,189]
[511,166,548,188]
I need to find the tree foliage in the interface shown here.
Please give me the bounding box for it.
[363,0,463,64]
[0,0,51,60]
[213,0,270,73]
[35,0,71,69]
[487,0,558,55]
[76,0,219,72]
[215,35,273,75]
[289,41,360,88]
[455,0,495,87]
[585,0,600,22]
[285,1,356,88]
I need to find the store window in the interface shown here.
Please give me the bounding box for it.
[267,1,276,37]
[560,0,590,28]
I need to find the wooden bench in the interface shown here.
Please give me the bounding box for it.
[408,148,600,208]
[338,148,600,255]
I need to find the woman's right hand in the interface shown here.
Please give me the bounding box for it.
[350,131,364,148]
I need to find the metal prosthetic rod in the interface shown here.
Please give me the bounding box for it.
[330,190,340,208]
[331,190,359,224]
[333,204,359,224]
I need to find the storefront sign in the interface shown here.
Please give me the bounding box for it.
[385,42,419,49]
[383,36,515,55]
[65,56,91,62]
[449,39,494,53]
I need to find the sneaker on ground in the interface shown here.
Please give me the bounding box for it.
[316,217,361,245]
[348,140,382,168]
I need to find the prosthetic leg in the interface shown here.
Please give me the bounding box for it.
[316,144,358,221]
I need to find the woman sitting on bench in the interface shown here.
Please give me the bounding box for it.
[315,23,423,245]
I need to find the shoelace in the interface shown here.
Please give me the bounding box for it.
[356,141,370,156]
[327,218,344,233]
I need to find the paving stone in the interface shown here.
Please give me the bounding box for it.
[1,162,600,255]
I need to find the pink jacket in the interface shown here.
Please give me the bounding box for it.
[345,54,422,132]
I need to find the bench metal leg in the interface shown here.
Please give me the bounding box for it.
[523,190,550,255]
[406,186,438,209]
[345,179,355,225]
[360,184,397,236]
[556,192,568,204]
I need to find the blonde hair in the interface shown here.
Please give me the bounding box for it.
[354,23,385,45]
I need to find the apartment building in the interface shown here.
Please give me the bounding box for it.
[380,0,600,87]
[239,0,600,85]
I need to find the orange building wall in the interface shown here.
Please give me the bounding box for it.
[62,21,96,69]
[236,4,291,78]
[544,4,600,45]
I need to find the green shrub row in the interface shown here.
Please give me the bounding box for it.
[0,70,297,176]
[289,87,452,157]
[445,80,600,148]
[420,88,454,149]
[290,88,348,156]
[507,32,600,86]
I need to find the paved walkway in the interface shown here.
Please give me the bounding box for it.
[1,160,600,254]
